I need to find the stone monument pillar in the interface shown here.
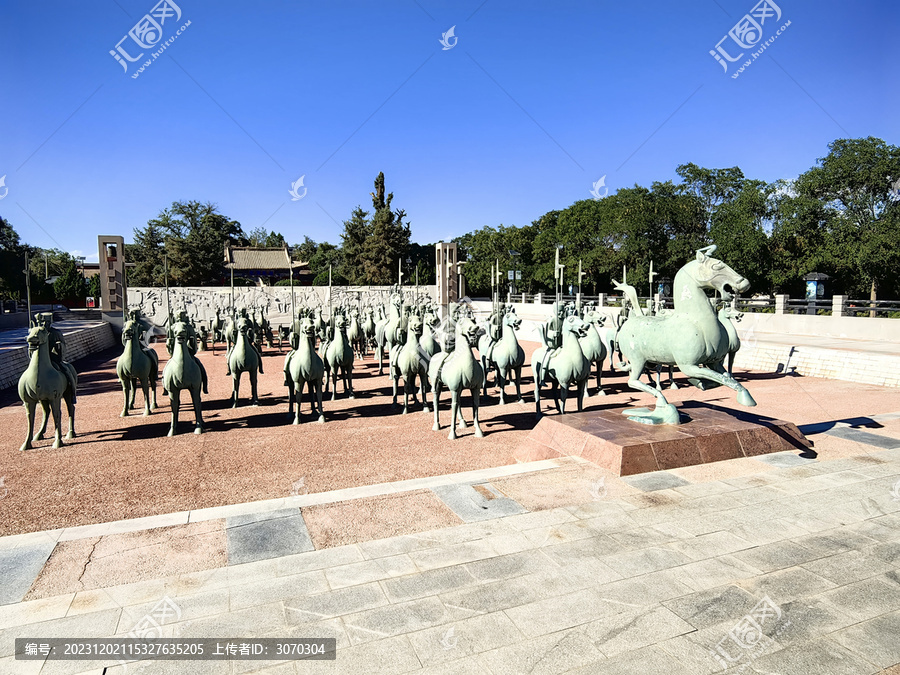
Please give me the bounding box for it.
[435,242,459,317]
[98,235,126,329]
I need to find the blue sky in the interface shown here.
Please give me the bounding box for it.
[1,0,897,262]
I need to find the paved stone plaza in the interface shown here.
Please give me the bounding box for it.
[1,413,900,674]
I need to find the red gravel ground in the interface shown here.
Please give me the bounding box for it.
[1,339,898,536]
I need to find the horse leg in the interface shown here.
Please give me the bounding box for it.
[497,366,508,405]
[432,380,442,431]
[533,361,543,417]
[668,365,678,390]
[330,368,338,401]
[595,360,606,396]
[120,377,131,417]
[448,390,460,440]
[36,400,50,441]
[150,374,158,410]
[51,398,64,448]
[250,370,259,406]
[576,379,586,412]
[140,377,151,416]
[403,376,410,415]
[420,372,430,413]
[315,380,325,423]
[514,366,525,405]
[232,373,241,408]
[21,401,36,451]
[191,387,205,434]
[65,391,75,439]
[551,380,561,414]
[168,388,181,436]
[472,387,484,438]
[624,356,680,425]
[559,384,569,415]
[292,377,304,424]
[679,363,757,407]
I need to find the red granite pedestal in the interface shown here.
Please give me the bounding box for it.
[514,401,813,476]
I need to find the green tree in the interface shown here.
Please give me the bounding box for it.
[360,173,410,285]
[794,137,900,300]
[340,207,370,284]
[53,260,86,305]
[294,236,318,263]
[129,201,247,286]
[0,217,26,304]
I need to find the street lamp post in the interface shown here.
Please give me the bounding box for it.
[75,256,86,308]
[508,250,520,297]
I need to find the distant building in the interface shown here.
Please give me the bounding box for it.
[224,243,311,285]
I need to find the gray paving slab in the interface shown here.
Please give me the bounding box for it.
[750,636,878,675]
[792,528,881,558]
[0,541,56,605]
[283,581,389,623]
[0,608,121,658]
[669,555,764,592]
[731,540,824,573]
[801,549,895,586]
[754,451,819,467]
[568,643,696,675]
[381,565,478,603]
[406,611,522,669]
[582,605,695,657]
[621,471,691,492]
[662,584,761,629]
[294,634,420,675]
[816,576,900,623]
[758,596,857,647]
[826,426,900,449]
[226,508,314,565]
[430,483,527,523]
[476,627,605,675]
[735,566,837,603]
[343,595,452,645]
[599,546,694,577]
[829,609,900,669]
[172,601,287,640]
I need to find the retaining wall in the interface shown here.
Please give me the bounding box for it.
[0,322,115,391]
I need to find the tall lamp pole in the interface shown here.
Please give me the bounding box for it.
[25,251,32,322]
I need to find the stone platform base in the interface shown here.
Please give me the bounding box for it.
[514,401,813,476]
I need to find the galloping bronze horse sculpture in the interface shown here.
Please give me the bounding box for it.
[616,245,756,425]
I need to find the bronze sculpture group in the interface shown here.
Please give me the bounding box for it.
[18,246,758,449]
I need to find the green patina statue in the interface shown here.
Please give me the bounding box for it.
[18,318,77,450]
[429,315,485,440]
[480,306,526,405]
[390,312,429,414]
[228,316,262,407]
[531,314,591,417]
[285,314,326,424]
[116,316,159,416]
[163,320,206,435]
[616,245,756,425]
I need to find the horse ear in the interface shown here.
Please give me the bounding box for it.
[697,244,717,260]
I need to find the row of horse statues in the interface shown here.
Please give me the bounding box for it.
[18,246,758,449]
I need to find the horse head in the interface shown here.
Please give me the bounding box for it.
[408,314,423,337]
[562,315,589,339]
[123,319,139,342]
[503,310,522,331]
[25,324,48,352]
[582,307,605,327]
[172,321,191,345]
[689,245,750,299]
[456,317,482,346]
[237,317,253,336]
